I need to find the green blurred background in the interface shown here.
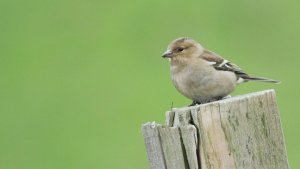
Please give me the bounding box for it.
[0,0,299,168]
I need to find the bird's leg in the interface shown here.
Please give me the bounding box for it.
[189,96,231,106]
[212,95,232,102]
[215,96,223,101]
[189,100,201,107]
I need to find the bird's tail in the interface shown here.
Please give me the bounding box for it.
[245,76,281,84]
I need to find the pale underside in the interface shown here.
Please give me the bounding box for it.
[171,58,237,103]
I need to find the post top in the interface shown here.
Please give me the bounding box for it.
[169,89,276,113]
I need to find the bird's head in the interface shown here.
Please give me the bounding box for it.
[162,37,204,61]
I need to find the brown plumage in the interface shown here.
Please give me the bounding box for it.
[162,37,280,105]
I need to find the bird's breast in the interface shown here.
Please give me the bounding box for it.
[170,64,236,102]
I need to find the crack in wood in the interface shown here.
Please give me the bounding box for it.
[142,90,289,169]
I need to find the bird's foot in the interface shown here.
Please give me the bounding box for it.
[214,95,231,101]
[189,100,201,107]
[189,96,232,107]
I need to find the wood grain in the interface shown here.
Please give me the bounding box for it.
[142,90,289,169]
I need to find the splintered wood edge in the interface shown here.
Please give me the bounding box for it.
[179,125,199,169]
[142,122,191,169]
[142,89,289,169]
[158,126,188,169]
[165,89,276,126]
[142,122,166,169]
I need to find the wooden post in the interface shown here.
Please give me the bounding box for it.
[142,90,289,169]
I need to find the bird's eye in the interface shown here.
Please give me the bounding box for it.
[175,47,184,52]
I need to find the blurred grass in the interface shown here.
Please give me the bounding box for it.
[0,0,299,168]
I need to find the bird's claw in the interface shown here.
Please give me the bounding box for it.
[189,100,201,107]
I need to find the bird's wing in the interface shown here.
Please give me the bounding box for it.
[201,49,250,83]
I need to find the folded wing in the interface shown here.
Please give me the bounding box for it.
[200,49,280,84]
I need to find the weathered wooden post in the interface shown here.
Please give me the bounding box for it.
[142,90,289,169]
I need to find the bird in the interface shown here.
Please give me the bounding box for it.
[162,37,280,106]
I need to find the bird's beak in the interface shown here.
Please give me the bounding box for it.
[162,50,173,58]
